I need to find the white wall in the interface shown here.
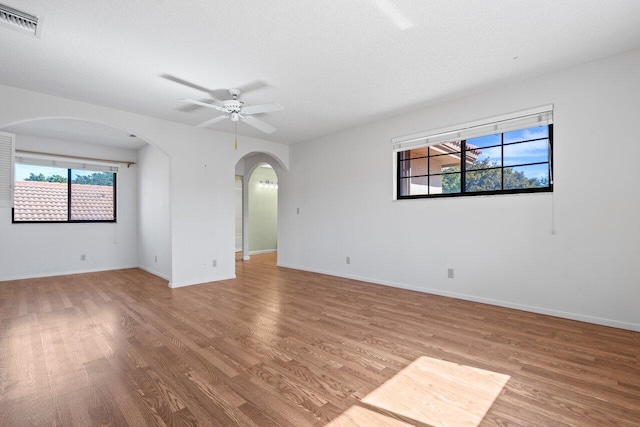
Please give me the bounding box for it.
[138,144,171,280]
[0,134,138,280]
[279,48,640,331]
[248,166,278,253]
[0,84,289,287]
[235,176,243,252]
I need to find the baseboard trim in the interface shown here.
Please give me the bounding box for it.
[249,249,277,255]
[0,265,139,282]
[169,274,236,289]
[138,265,171,281]
[277,262,640,332]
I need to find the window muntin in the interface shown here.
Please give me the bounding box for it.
[397,124,552,198]
[12,163,116,223]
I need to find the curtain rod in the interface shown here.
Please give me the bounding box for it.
[15,150,136,168]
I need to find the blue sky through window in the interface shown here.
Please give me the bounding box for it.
[466,125,550,180]
[15,164,64,180]
[15,164,106,181]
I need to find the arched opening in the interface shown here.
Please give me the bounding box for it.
[0,117,173,282]
[234,152,284,268]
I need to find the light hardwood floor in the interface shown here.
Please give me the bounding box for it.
[1,254,639,426]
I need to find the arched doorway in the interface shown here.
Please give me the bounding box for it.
[0,117,172,281]
[234,152,284,266]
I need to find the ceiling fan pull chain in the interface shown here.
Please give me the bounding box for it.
[234,121,238,150]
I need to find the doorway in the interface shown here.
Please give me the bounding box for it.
[246,163,278,257]
[235,152,284,268]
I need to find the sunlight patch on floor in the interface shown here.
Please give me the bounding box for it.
[325,405,414,427]
[327,356,510,427]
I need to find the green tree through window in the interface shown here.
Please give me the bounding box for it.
[13,165,116,223]
[24,173,68,183]
[397,124,552,198]
[442,159,548,193]
[23,172,114,185]
[72,172,114,186]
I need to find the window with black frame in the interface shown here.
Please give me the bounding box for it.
[12,159,117,223]
[395,107,553,199]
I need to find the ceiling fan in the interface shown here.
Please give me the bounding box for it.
[182,88,283,134]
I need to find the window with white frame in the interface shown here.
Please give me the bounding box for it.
[393,106,553,199]
[12,153,117,223]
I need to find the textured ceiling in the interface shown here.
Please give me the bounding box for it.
[3,119,147,149]
[1,0,640,146]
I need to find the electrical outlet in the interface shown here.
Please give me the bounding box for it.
[154,255,158,262]
[447,268,454,279]
[346,256,350,265]
[212,259,217,267]
[296,207,300,214]
[80,254,86,261]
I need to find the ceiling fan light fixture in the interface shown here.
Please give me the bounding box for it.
[182,87,282,134]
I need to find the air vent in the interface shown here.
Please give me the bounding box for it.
[0,3,40,37]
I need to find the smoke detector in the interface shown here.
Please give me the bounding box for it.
[0,3,41,37]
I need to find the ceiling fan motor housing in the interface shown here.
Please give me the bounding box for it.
[181,86,281,133]
[224,100,244,113]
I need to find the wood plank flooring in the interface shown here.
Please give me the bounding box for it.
[1,254,639,426]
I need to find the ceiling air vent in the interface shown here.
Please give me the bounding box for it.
[0,3,40,37]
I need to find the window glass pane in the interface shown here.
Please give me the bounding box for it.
[70,170,115,221]
[435,173,461,194]
[398,177,410,196]
[399,177,428,196]
[467,145,501,170]
[466,134,500,149]
[504,125,549,144]
[407,147,428,159]
[396,121,552,199]
[398,159,411,178]
[430,152,460,172]
[504,164,549,190]
[441,166,458,174]
[13,164,68,221]
[504,139,549,166]
[429,141,461,154]
[406,158,427,177]
[465,169,502,192]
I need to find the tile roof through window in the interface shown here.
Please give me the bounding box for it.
[13,181,114,221]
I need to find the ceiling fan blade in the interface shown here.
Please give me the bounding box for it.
[242,102,284,115]
[237,80,268,94]
[242,116,277,134]
[178,97,216,112]
[162,74,212,94]
[182,99,226,112]
[196,115,229,128]
[210,89,233,100]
